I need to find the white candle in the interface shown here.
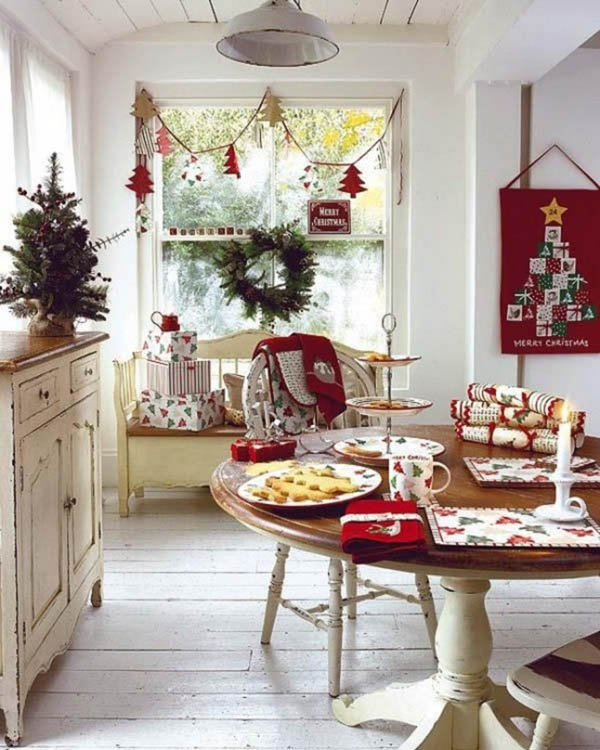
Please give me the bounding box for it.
[556,402,572,476]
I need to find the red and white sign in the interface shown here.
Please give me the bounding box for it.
[308,200,351,234]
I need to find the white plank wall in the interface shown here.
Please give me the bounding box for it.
[16,489,600,747]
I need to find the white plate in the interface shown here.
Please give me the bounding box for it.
[358,355,421,368]
[334,436,446,466]
[346,396,433,419]
[238,462,382,510]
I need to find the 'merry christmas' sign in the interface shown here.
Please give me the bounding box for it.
[308,200,351,234]
[500,189,600,354]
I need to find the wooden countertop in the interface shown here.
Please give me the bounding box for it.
[0,331,109,372]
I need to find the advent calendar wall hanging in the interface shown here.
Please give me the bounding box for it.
[500,145,600,354]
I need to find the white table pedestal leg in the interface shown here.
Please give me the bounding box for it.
[332,577,535,750]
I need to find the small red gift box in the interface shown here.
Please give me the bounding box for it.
[248,441,281,462]
[231,438,253,461]
[231,438,298,462]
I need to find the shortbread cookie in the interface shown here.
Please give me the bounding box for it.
[266,479,330,502]
[246,460,297,477]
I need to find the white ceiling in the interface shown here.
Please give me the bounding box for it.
[39,0,464,52]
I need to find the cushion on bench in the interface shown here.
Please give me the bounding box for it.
[127,418,246,438]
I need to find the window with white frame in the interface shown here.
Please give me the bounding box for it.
[157,100,392,349]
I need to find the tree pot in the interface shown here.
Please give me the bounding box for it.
[26,301,75,337]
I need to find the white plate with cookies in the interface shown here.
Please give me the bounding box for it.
[358,353,421,368]
[334,436,445,467]
[238,463,382,510]
[346,396,433,419]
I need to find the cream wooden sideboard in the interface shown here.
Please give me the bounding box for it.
[0,331,108,746]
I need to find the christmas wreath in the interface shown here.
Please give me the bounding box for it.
[212,224,318,329]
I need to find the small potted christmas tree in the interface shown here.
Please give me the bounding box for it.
[0,153,127,336]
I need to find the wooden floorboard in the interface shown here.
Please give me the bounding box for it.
[20,489,600,747]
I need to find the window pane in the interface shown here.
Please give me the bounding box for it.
[278,240,385,349]
[162,239,384,350]
[162,241,272,337]
[275,106,386,234]
[161,107,271,231]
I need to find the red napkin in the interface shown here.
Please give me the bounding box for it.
[340,499,426,564]
[253,333,346,425]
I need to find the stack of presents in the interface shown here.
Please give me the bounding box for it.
[139,329,225,432]
[451,383,586,454]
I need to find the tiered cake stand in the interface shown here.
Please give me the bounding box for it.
[347,313,433,454]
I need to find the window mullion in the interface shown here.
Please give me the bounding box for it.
[269,123,277,286]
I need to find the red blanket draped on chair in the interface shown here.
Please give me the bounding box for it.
[253,333,346,425]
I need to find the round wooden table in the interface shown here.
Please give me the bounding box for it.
[210,425,600,750]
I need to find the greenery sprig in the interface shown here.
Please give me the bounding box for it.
[212,224,318,330]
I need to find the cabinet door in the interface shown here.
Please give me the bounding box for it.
[67,393,101,595]
[19,415,68,662]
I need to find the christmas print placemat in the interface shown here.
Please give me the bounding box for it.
[464,456,600,488]
[426,506,600,548]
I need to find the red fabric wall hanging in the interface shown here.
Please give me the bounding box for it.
[500,147,600,355]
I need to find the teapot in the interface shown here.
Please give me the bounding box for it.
[151,311,180,332]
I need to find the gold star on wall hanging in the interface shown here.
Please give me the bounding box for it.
[540,196,568,225]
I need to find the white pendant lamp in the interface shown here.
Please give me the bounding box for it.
[216,0,339,68]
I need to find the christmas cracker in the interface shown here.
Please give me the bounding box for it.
[450,399,586,434]
[466,383,566,419]
[454,422,585,454]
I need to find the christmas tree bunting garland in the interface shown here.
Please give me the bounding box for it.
[180,154,203,186]
[223,144,241,179]
[259,89,284,127]
[131,90,157,122]
[156,125,173,156]
[339,164,367,198]
[126,162,154,201]
[135,124,155,157]
[127,87,404,202]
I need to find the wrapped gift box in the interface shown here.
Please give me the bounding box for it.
[142,329,198,362]
[146,358,211,396]
[139,389,225,431]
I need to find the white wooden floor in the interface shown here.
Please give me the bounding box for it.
[19,489,600,748]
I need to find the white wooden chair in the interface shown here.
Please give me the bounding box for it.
[507,631,600,749]
[243,344,438,697]
[113,329,273,517]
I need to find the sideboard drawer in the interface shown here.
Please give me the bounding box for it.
[70,352,98,393]
[18,369,61,424]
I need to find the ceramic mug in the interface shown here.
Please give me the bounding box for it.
[389,453,451,507]
[151,311,180,332]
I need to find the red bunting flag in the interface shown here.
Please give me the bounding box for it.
[339,164,366,198]
[125,163,154,201]
[223,144,241,179]
[156,126,173,156]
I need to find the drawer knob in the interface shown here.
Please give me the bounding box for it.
[84,367,93,376]
[39,388,50,400]
[63,497,77,509]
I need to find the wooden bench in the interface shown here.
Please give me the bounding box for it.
[113,329,373,517]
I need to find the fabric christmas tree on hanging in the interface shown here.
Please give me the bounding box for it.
[223,144,241,179]
[339,164,367,198]
[506,198,596,338]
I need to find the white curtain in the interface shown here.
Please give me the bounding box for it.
[0,20,16,250]
[0,16,77,329]
[22,39,76,191]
